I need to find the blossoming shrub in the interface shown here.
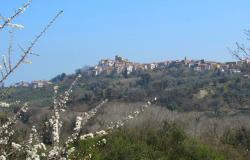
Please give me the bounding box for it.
[69,121,225,160]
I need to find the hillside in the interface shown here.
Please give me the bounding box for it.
[3,61,250,112]
[2,59,250,159]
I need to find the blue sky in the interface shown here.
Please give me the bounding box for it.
[1,0,250,84]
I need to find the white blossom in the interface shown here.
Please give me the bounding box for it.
[80,133,94,140]
[74,116,82,132]
[0,155,6,160]
[0,102,10,108]
[67,147,75,155]
[22,60,32,64]
[101,138,107,144]
[7,23,24,29]
[147,101,151,105]
[134,111,139,114]
[128,115,134,119]
[11,142,22,151]
[154,97,157,101]
[96,130,107,136]
[34,143,46,151]
[41,153,46,157]
[53,85,59,91]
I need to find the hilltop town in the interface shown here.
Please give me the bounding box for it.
[12,55,250,88]
[86,55,248,76]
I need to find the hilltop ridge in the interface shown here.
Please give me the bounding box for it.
[11,55,250,88]
[81,55,248,76]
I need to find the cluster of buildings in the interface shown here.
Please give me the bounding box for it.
[10,55,250,88]
[12,80,52,88]
[180,57,243,73]
[87,55,156,76]
[86,55,248,76]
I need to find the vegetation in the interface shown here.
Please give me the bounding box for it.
[1,1,250,159]
[70,122,225,160]
[4,66,250,112]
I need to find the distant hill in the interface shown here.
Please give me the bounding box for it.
[2,60,250,112]
[2,57,250,160]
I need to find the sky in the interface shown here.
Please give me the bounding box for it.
[1,0,250,85]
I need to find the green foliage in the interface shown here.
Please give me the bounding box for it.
[2,66,250,112]
[70,122,225,160]
[0,86,54,107]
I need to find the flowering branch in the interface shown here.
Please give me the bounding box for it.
[0,103,28,159]
[8,30,14,70]
[65,99,108,146]
[72,98,157,159]
[0,10,63,84]
[46,75,82,159]
[0,103,28,135]
[76,99,156,143]
[0,2,66,160]
[0,0,32,30]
